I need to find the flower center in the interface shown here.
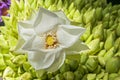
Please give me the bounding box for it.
[45,32,58,49]
[46,35,55,46]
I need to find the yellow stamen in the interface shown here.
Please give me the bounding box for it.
[46,35,55,46]
[45,31,58,49]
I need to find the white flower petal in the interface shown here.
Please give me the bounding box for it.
[65,40,89,54]
[27,47,63,70]
[14,37,27,54]
[18,22,35,41]
[34,8,65,35]
[54,11,70,24]
[46,50,65,72]
[57,25,86,48]
[27,51,55,70]
[22,35,45,51]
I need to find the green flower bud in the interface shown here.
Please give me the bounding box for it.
[55,74,64,80]
[18,66,24,75]
[3,67,15,78]
[5,60,17,70]
[87,38,100,54]
[77,0,85,10]
[77,65,85,75]
[80,53,89,64]
[98,49,106,57]
[0,54,6,70]
[18,0,24,11]
[103,3,112,15]
[108,20,114,28]
[110,23,118,31]
[12,55,26,65]
[109,73,118,80]
[0,47,9,54]
[8,35,17,51]
[114,37,120,52]
[95,7,102,21]
[48,5,57,11]
[82,65,89,74]
[93,65,101,74]
[83,8,95,24]
[47,72,53,79]
[23,0,32,20]
[3,53,13,60]
[82,23,92,41]
[74,0,82,9]
[116,23,120,37]
[81,74,87,80]
[115,50,120,57]
[0,27,7,35]
[22,62,31,71]
[19,72,32,80]
[87,74,96,80]
[0,35,8,49]
[60,63,70,73]
[73,10,81,22]
[103,21,109,29]
[37,0,44,6]
[74,71,83,80]
[57,0,63,10]
[104,47,115,62]
[69,8,76,19]
[36,69,47,80]
[31,0,37,9]
[67,59,79,71]
[96,69,105,79]
[98,56,105,67]
[103,13,110,22]
[10,0,20,15]
[93,24,104,40]
[103,73,108,80]
[68,3,75,13]
[105,57,120,73]
[63,71,74,80]
[99,42,104,51]
[114,76,120,80]
[104,31,115,51]
[63,0,69,9]
[44,0,55,8]
[85,34,93,44]
[85,57,98,72]
[29,67,37,78]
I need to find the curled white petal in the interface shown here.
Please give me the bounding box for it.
[18,22,35,41]
[57,25,86,48]
[28,51,55,70]
[46,50,65,72]
[54,11,70,24]
[65,40,89,54]
[27,47,62,70]
[22,35,45,51]
[34,8,66,35]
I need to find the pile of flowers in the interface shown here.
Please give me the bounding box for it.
[0,0,120,80]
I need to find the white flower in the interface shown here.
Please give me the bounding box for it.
[15,8,88,72]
